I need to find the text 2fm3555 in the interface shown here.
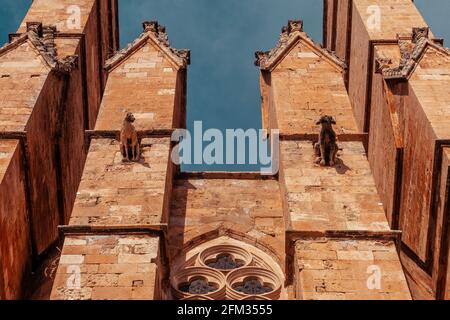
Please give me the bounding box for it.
[221,304,273,316]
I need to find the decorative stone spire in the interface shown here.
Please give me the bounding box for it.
[26,21,43,37]
[142,21,189,64]
[380,27,448,80]
[412,27,429,44]
[255,20,303,67]
[0,22,78,75]
[288,20,303,33]
[255,20,345,71]
[105,21,190,71]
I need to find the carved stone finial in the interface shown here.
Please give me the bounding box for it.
[288,20,303,34]
[173,49,190,64]
[26,22,43,37]
[143,21,159,33]
[55,55,79,74]
[42,25,57,57]
[375,57,392,74]
[254,51,268,66]
[412,27,429,44]
[157,25,170,47]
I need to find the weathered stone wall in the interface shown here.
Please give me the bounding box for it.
[347,9,370,131]
[68,138,171,227]
[268,38,358,136]
[398,46,450,299]
[282,141,389,232]
[367,45,402,228]
[56,39,88,224]
[168,176,285,266]
[95,41,184,131]
[325,0,450,299]
[51,235,160,300]
[325,0,430,131]
[0,0,118,298]
[17,0,118,128]
[398,84,436,261]
[434,148,450,300]
[50,23,188,299]
[324,0,350,61]
[295,239,411,300]
[26,75,65,254]
[441,148,450,300]
[258,20,411,300]
[0,141,30,300]
[335,0,350,62]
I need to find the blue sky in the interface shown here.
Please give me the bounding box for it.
[0,0,449,171]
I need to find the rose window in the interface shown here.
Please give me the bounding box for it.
[171,242,283,300]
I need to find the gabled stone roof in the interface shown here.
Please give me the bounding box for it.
[105,21,190,72]
[0,22,78,74]
[377,27,450,80]
[254,20,346,72]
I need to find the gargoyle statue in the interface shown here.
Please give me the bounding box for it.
[120,112,140,161]
[314,115,338,166]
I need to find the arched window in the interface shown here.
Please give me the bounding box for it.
[171,238,284,300]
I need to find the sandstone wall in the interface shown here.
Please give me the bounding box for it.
[68,138,172,227]
[324,0,450,299]
[50,25,188,299]
[0,141,30,299]
[282,141,389,232]
[51,235,161,300]
[367,46,402,228]
[441,148,450,300]
[168,176,285,264]
[258,21,411,299]
[96,41,185,131]
[0,0,118,298]
[26,75,65,254]
[268,37,358,136]
[325,0,430,131]
[295,239,411,300]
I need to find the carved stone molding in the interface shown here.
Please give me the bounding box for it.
[0,21,78,75]
[412,27,429,44]
[255,20,346,72]
[198,245,253,273]
[240,295,271,301]
[226,267,282,300]
[105,21,190,71]
[171,267,227,300]
[180,295,214,301]
[382,27,449,80]
[170,238,284,300]
[375,57,393,74]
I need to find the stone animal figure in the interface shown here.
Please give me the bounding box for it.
[314,115,338,166]
[120,112,140,161]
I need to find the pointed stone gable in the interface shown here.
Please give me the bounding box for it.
[105,21,190,72]
[255,20,346,72]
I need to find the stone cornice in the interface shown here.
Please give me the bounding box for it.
[104,21,190,72]
[255,20,346,72]
[0,22,78,75]
[378,27,450,80]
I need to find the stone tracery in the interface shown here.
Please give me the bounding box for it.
[171,240,284,300]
